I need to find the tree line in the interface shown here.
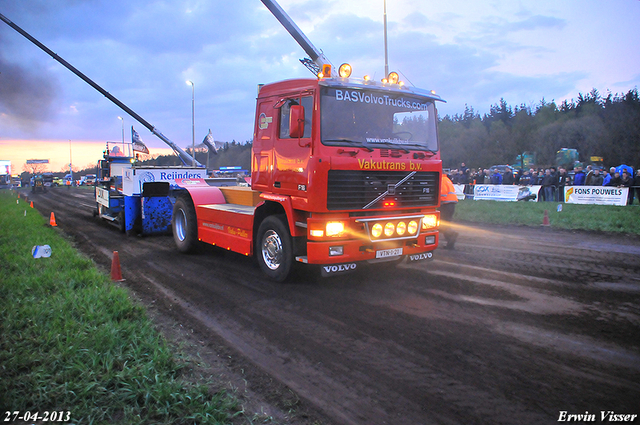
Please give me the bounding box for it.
[439,88,640,170]
[139,140,252,171]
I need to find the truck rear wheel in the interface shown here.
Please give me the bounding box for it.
[173,197,198,253]
[256,215,293,282]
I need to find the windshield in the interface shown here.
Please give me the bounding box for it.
[320,86,439,151]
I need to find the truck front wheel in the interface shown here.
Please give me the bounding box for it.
[256,215,293,282]
[173,197,198,253]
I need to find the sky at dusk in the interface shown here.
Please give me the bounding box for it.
[1,0,639,172]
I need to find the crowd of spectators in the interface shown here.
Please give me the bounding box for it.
[446,163,640,205]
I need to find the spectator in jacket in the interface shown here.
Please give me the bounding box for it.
[503,168,514,185]
[541,169,555,202]
[557,168,569,202]
[483,169,491,184]
[440,174,459,249]
[573,166,586,185]
[591,168,604,186]
[607,171,621,187]
[519,170,531,186]
[584,165,595,185]
[620,170,634,205]
[634,169,640,205]
[490,169,503,185]
[602,168,612,186]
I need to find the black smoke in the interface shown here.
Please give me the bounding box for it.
[0,26,60,131]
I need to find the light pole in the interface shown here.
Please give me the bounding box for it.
[186,80,195,167]
[117,116,124,151]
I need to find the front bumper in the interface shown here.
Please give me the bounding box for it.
[298,231,439,265]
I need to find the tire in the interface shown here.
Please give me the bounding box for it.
[117,210,126,233]
[256,215,293,282]
[172,197,198,253]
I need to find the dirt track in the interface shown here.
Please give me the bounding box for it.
[24,186,640,424]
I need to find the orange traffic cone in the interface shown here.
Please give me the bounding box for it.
[50,212,57,227]
[30,201,34,208]
[542,210,550,227]
[110,251,124,281]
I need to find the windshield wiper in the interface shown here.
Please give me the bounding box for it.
[323,139,374,152]
[366,142,410,153]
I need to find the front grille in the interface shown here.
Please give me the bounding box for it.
[327,170,439,210]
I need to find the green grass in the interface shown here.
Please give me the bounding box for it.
[455,199,640,234]
[0,191,238,424]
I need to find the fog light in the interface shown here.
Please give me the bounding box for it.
[310,229,324,237]
[396,221,407,236]
[329,246,344,256]
[371,223,383,238]
[384,222,395,237]
[425,235,436,245]
[408,220,418,235]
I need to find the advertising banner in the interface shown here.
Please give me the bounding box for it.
[0,160,11,174]
[564,186,629,206]
[122,166,207,196]
[473,185,521,201]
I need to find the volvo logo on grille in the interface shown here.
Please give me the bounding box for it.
[387,184,396,195]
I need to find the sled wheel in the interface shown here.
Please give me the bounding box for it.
[173,197,198,253]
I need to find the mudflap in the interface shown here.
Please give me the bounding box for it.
[320,262,358,277]
[406,251,434,263]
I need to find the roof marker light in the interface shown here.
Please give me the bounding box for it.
[338,63,352,78]
[388,72,399,84]
[322,64,332,78]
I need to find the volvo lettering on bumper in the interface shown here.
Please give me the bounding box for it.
[408,252,433,262]
[321,263,357,277]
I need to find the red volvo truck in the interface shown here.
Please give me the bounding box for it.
[173,74,443,280]
[170,0,444,281]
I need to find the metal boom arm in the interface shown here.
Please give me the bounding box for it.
[260,0,331,73]
[0,12,202,167]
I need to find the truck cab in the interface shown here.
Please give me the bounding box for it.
[174,73,443,281]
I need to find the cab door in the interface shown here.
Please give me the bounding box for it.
[252,98,277,191]
[272,92,314,196]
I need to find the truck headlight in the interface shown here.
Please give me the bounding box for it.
[326,221,345,237]
[422,214,437,230]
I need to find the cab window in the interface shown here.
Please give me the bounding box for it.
[279,96,313,139]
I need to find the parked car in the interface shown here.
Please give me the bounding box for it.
[489,165,515,175]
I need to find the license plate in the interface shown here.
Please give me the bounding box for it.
[376,247,403,259]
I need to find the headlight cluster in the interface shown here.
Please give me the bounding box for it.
[310,221,346,238]
[370,219,420,240]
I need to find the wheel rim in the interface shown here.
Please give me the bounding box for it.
[261,229,283,270]
[175,209,187,241]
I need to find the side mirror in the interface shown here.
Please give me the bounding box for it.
[289,105,305,138]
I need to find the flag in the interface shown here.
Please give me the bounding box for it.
[202,129,217,154]
[131,126,149,154]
